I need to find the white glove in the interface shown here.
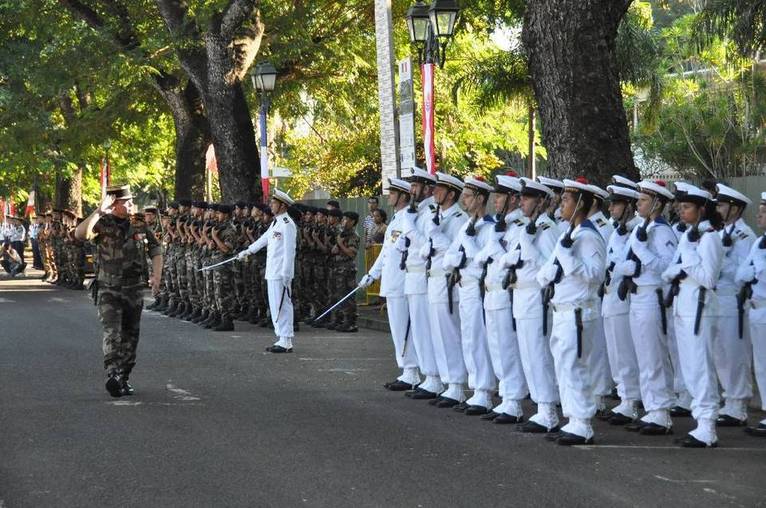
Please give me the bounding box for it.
[662,263,683,283]
[614,260,637,277]
[418,243,431,260]
[394,235,408,252]
[501,250,521,268]
[358,274,375,288]
[281,276,292,288]
[537,262,559,286]
[237,250,250,260]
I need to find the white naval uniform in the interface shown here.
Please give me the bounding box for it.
[668,221,692,410]
[422,203,467,401]
[735,235,766,427]
[624,217,677,428]
[502,213,560,429]
[368,208,420,385]
[537,220,606,440]
[663,221,724,445]
[586,211,614,403]
[243,212,297,348]
[443,215,496,409]
[397,197,441,393]
[478,209,528,417]
[601,219,641,418]
[714,219,756,421]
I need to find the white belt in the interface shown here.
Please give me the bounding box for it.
[428,269,448,278]
[634,284,661,294]
[552,299,599,313]
[405,266,426,274]
[459,275,480,288]
[485,283,506,292]
[751,299,766,310]
[511,281,540,291]
[716,287,738,297]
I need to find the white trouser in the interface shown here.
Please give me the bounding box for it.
[714,313,753,420]
[549,310,597,439]
[629,297,674,412]
[267,280,294,344]
[407,293,438,378]
[516,317,559,405]
[485,307,528,405]
[385,296,419,372]
[458,283,496,398]
[589,313,613,398]
[603,313,641,402]
[427,300,466,385]
[675,314,720,422]
[666,314,692,408]
[751,320,766,414]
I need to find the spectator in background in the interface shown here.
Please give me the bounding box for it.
[363,197,379,244]
[327,200,341,211]
[7,216,26,266]
[366,208,388,248]
[30,215,44,269]
[1,240,24,276]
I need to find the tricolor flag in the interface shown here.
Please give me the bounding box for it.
[25,190,35,217]
[0,196,6,222]
[421,62,436,175]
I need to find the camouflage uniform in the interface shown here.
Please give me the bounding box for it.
[251,220,269,324]
[332,229,360,329]
[213,221,237,323]
[92,214,160,377]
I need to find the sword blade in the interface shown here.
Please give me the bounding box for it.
[313,286,360,323]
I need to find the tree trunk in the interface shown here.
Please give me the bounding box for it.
[522,0,639,185]
[55,165,82,216]
[159,79,210,200]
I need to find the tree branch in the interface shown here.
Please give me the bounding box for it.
[221,0,258,40]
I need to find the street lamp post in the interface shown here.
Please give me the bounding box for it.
[252,62,278,202]
[405,0,459,174]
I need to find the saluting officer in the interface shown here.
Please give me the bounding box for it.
[75,185,162,397]
[238,190,298,353]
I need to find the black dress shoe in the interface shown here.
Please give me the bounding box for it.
[678,434,717,448]
[120,379,135,396]
[625,420,648,432]
[428,396,444,406]
[670,406,692,418]
[384,380,415,392]
[716,414,747,427]
[481,411,500,421]
[452,402,469,413]
[493,413,523,425]
[519,421,559,434]
[436,397,461,409]
[595,408,613,421]
[608,413,634,426]
[639,422,673,435]
[557,431,594,446]
[105,375,123,398]
[462,404,487,416]
[406,388,438,400]
[265,345,293,353]
[213,318,235,332]
[744,423,766,437]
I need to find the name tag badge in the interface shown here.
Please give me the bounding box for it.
[273,231,282,239]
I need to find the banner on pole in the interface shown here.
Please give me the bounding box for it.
[25,191,35,217]
[398,58,416,172]
[421,63,436,175]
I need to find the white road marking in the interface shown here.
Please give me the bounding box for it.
[298,357,387,362]
[654,475,716,484]
[105,401,203,407]
[0,297,15,303]
[166,383,201,401]
[577,445,766,452]
[49,297,66,302]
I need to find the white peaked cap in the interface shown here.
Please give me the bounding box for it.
[716,183,752,207]
[388,177,412,193]
[520,177,554,198]
[611,175,638,189]
[495,175,522,193]
[408,166,436,183]
[272,189,295,206]
[464,176,494,193]
[638,180,675,201]
[607,185,639,201]
[435,172,464,191]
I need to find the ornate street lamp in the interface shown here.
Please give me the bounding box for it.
[251,62,278,201]
[405,1,430,44]
[405,0,459,68]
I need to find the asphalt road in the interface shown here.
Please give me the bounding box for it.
[1,274,765,508]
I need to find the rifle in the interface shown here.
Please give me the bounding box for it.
[600,203,631,298]
[399,193,419,269]
[617,197,656,301]
[425,204,440,272]
[664,218,700,308]
[543,194,582,310]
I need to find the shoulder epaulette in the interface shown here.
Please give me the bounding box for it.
[283,217,289,223]
[453,211,463,218]
[513,219,524,226]
[540,223,550,231]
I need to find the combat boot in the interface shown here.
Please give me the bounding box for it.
[194,309,209,324]
[164,300,178,316]
[146,299,159,311]
[214,317,234,332]
[120,376,135,396]
[172,302,188,318]
[166,301,181,317]
[180,304,195,321]
[105,372,123,398]
[204,312,221,329]
[157,296,170,312]
[259,316,271,328]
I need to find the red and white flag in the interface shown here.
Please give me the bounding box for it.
[0,196,6,222]
[25,191,35,217]
[421,63,437,175]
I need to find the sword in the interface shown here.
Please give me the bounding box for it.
[276,285,291,321]
[575,308,583,358]
[312,286,361,323]
[402,317,411,358]
[656,288,667,335]
[694,287,706,336]
[198,255,238,272]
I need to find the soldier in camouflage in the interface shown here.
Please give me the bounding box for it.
[210,204,237,331]
[75,185,162,398]
[331,211,360,332]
